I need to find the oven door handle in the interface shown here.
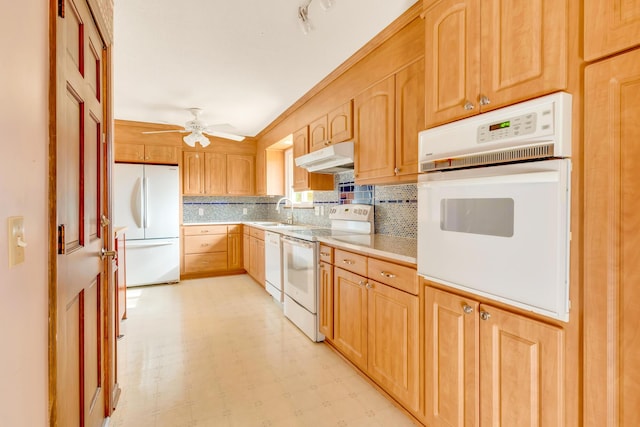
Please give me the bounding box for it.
[282,236,315,249]
[421,170,560,188]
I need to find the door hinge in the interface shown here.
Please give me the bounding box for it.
[57,225,65,254]
[58,0,65,18]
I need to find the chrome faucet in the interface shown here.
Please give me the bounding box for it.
[276,197,295,224]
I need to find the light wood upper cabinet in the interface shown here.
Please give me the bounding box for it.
[584,0,640,61]
[309,115,329,152]
[255,149,284,196]
[115,143,178,164]
[395,58,424,177]
[424,0,568,128]
[328,100,353,144]
[584,48,640,427]
[424,286,564,427]
[292,126,334,191]
[333,267,369,371]
[354,76,396,181]
[182,151,254,196]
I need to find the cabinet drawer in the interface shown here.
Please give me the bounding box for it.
[184,253,228,273]
[250,227,265,240]
[319,245,334,263]
[184,234,227,254]
[368,258,418,295]
[334,249,367,276]
[227,224,242,234]
[184,225,228,236]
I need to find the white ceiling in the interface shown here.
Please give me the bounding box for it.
[113,0,416,138]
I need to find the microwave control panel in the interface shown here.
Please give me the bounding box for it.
[477,106,554,144]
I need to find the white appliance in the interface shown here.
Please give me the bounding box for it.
[282,204,374,342]
[114,163,180,286]
[294,141,354,173]
[264,231,283,304]
[417,92,572,321]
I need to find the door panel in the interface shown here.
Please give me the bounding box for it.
[333,268,368,371]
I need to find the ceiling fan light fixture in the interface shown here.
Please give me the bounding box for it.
[318,0,334,11]
[183,133,197,147]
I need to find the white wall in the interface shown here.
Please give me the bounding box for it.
[0,1,50,425]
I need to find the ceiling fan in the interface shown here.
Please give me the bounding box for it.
[141,108,245,148]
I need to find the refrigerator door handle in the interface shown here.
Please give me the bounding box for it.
[133,177,144,229]
[143,176,149,229]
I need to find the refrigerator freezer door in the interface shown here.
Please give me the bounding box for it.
[144,165,179,239]
[125,238,180,286]
[114,163,145,240]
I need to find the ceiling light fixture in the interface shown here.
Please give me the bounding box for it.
[183,132,210,148]
[298,0,334,35]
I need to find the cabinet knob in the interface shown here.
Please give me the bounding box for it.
[479,95,491,106]
[365,282,373,289]
[320,251,331,257]
[479,310,491,321]
[394,168,400,174]
[463,304,474,314]
[358,280,368,287]
[342,259,355,265]
[380,271,396,279]
[463,100,475,111]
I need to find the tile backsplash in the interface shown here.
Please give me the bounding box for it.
[183,171,417,238]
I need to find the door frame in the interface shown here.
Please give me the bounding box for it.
[47,0,115,425]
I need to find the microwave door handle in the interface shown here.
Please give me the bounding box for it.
[423,170,560,188]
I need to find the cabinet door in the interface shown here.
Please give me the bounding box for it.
[424,287,479,427]
[395,59,424,177]
[204,152,226,195]
[227,233,243,271]
[248,236,258,280]
[292,126,309,190]
[227,154,255,195]
[114,143,145,163]
[424,0,480,127]
[354,76,396,181]
[328,100,353,144]
[243,233,250,272]
[319,261,334,339]
[256,238,265,286]
[182,151,203,195]
[480,0,568,111]
[584,49,640,427]
[255,149,266,196]
[479,305,564,427]
[367,280,419,413]
[309,115,329,152]
[333,268,368,371]
[584,0,640,61]
[145,145,178,164]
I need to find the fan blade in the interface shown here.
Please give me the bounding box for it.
[141,129,188,134]
[203,130,245,141]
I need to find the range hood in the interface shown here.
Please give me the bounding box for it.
[295,141,354,174]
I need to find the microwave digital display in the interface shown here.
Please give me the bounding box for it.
[489,120,511,131]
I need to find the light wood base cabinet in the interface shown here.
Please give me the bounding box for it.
[424,286,564,427]
[182,224,244,278]
[319,261,334,339]
[246,226,265,286]
[333,268,369,371]
[584,47,640,427]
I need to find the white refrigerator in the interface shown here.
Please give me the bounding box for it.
[114,163,180,286]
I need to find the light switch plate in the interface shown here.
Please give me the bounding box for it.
[8,216,25,267]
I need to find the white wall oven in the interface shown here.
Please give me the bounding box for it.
[417,92,572,321]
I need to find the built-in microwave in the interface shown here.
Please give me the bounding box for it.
[417,92,572,321]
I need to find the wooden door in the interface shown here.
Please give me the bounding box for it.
[584,0,640,61]
[328,101,353,144]
[226,154,255,195]
[479,305,564,427]
[204,152,226,195]
[584,48,640,427]
[319,261,334,339]
[424,287,479,427]
[309,115,329,152]
[182,151,203,195]
[292,126,309,191]
[227,232,243,271]
[333,268,368,371]
[395,59,424,177]
[55,0,108,425]
[480,0,568,111]
[424,0,480,127]
[367,280,419,413]
[354,76,396,181]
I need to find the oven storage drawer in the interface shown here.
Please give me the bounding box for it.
[368,258,418,295]
[334,249,367,277]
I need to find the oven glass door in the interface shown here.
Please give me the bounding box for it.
[417,159,571,321]
[282,237,317,313]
